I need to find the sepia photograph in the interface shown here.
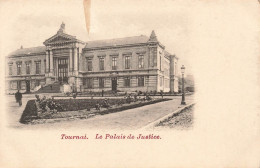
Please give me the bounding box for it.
[4,0,195,130]
[0,0,259,167]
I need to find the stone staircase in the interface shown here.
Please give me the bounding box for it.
[35,82,61,93]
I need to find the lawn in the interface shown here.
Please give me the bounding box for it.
[156,104,194,129]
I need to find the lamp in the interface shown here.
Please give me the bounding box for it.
[181,65,186,105]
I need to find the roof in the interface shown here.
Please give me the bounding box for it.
[7,46,46,57]
[85,35,150,49]
[7,31,168,57]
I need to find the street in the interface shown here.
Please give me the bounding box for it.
[6,93,194,130]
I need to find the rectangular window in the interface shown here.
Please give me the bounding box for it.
[124,77,130,87]
[36,80,40,86]
[87,60,92,71]
[26,63,30,74]
[17,63,22,75]
[125,56,130,69]
[138,76,144,86]
[72,48,74,71]
[112,57,117,70]
[11,81,17,89]
[85,78,93,88]
[99,57,104,70]
[99,78,104,88]
[17,81,21,90]
[138,55,144,68]
[9,65,12,75]
[36,61,41,74]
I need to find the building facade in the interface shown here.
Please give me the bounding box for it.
[5,23,178,93]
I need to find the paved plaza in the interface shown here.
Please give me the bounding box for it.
[6,94,194,130]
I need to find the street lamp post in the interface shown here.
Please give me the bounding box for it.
[181,65,186,105]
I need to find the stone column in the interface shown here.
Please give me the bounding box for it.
[45,50,52,84]
[50,50,53,75]
[45,51,49,73]
[74,47,78,72]
[68,48,75,85]
[74,47,80,92]
[69,48,73,72]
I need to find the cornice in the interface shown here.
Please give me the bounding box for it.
[7,52,46,58]
[83,43,148,51]
[80,68,158,74]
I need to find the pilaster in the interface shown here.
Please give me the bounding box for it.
[169,55,177,92]
[74,47,78,72]
[69,48,73,72]
[45,51,49,73]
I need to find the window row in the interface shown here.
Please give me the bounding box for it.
[86,55,144,71]
[8,61,44,75]
[83,76,145,88]
[9,80,42,90]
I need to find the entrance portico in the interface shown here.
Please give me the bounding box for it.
[43,22,85,90]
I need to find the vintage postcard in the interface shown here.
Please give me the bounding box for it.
[0,0,259,167]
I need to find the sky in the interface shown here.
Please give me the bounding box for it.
[0,0,194,75]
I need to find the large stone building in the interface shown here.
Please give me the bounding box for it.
[5,23,178,94]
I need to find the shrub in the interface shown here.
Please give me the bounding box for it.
[37,96,63,113]
[138,91,142,96]
[95,103,101,111]
[153,90,157,96]
[102,99,111,109]
[73,93,77,99]
[20,100,38,123]
[126,95,132,104]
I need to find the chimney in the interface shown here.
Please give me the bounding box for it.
[20,45,23,49]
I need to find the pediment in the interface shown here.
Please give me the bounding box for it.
[44,33,76,45]
[49,36,71,43]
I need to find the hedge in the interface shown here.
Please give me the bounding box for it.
[20,100,39,124]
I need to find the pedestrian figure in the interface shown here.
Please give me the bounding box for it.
[15,90,22,106]
[160,90,164,99]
